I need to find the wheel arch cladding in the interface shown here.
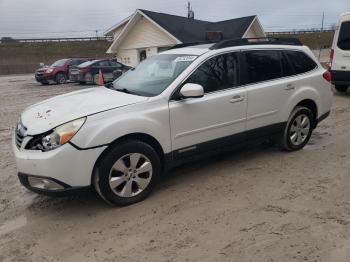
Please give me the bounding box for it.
[295,99,318,128]
[91,133,165,185]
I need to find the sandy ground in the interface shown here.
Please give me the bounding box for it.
[0,74,350,262]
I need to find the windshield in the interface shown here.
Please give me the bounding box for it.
[112,54,197,97]
[51,59,69,67]
[78,60,98,68]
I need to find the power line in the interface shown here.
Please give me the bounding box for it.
[0,29,105,35]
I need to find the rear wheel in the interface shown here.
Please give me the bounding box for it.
[335,85,348,92]
[94,140,161,206]
[279,106,314,151]
[55,73,66,84]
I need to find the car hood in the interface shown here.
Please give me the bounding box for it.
[21,87,148,135]
[36,67,50,73]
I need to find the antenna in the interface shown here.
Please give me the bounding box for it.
[187,2,194,19]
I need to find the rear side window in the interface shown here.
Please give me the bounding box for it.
[186,52,239,93]
[338,21,350,50]
[96,61,110,67]
[285,51,317,74]
[281,52,295,77]
[244,50,282,84]
[109,61,122,68]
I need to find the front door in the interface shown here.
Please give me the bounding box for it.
[93,60,112,83]
[169,52,247,158]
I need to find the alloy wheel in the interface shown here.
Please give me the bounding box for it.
[108,153,153,198]
[57,74,66,84]
[289,114,311,146]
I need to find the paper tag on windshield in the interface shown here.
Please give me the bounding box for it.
[175,56,197,62]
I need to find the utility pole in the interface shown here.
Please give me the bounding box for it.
[318,12,325,61]
[321,11,325,31]
[95,30,98,38]
[187,2,194,19]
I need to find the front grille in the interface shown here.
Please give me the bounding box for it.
[15,122,27,149]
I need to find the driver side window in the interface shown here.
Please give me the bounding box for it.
[185,52,239,93]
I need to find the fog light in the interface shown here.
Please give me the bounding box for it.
[27,176,64,191]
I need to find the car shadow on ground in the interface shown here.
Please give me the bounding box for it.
[333,90,350,97]
[23,141,279,215]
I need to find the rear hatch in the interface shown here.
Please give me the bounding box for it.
[332,17,350,72]
[69,66,81,81]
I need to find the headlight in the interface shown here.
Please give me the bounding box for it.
[41,117,86,151]
[45,68,53,73]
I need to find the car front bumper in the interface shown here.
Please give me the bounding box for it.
[35,73,54,82]
[331,70,350,86]
[13,134,106,194]
[69,72,85,82]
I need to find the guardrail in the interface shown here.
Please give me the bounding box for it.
[0,36,113,43]
[267,29,335,35]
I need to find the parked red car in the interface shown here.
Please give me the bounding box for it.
[35,58,90,85]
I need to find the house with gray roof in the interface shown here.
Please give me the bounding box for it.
[104,9,265,66]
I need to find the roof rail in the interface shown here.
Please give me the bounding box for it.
[169,41,214,50]
[169,37,303,51]
[209,37,303,50]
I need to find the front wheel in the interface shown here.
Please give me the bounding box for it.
[335,85,348,93]
[84,73,93,84]
[278,106,314,151]
[55,73,66,84]
[94,140,161,206]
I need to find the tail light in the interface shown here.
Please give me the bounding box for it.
[323,70,332,82]
[329,49,334,68]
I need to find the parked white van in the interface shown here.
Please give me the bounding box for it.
[330,12,350,92]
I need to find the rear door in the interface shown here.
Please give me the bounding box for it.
[242,49,295,138]
[332,20,350,71]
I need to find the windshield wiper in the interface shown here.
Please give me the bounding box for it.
[115,87,139,95]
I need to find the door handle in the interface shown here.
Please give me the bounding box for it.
[284,84,295,91]
[230,95,245,103]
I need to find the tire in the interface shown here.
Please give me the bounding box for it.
[94,140,161,206]
[335,85,348,92]
[55,73,66,84]
[84,73,93,84]
[278,106,315,151]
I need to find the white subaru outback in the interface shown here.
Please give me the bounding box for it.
[13,38,333,205]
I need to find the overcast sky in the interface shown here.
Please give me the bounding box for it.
[0,0,349,38]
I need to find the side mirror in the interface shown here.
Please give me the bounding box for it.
[39,62,45,67]
[180,83,204,98]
